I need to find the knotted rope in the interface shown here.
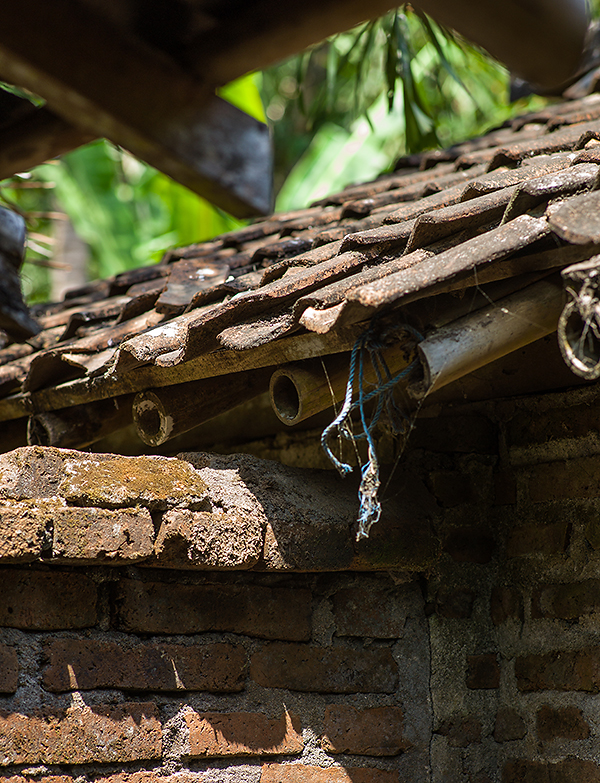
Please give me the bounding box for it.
[321,322,423,540]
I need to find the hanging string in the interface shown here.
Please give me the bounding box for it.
[321,322,423,540]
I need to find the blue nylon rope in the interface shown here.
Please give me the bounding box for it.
[321,323,423,540]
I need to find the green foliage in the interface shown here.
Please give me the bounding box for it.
[2,15,548,301]
[264,8,546,210]
[2,72,266,302]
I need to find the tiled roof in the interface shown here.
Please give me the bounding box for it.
[5,93,600,451]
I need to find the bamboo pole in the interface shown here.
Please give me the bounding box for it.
[270,276,565,424]
[132,367,272,446]
[409,277,564,398]
[27,394,134,448]
[269,341,416,426]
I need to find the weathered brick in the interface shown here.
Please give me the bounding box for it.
[260,765,399,783]
[515,648,600,692]
[503,758,600,783]
[0,702,161,765]
[444,528,495,564]
[532,580,600,619]
[0,499,54,561]
[53,506,154,562]
[409,415,497,454]
[494,472,517,505]
[0,646,18,693]
[42,638,246,692]
[528,455,600,502]
[507,402,600,448]
[322,705,408,755]
[430,473,473,508]
[493,708,526,742]
[251,643,398,693]
[154,509,263,569]
[437,717,481,748]
[435,587,475,619]
[0,777,72,783]
[466,654,500,689]
[490,586,522,625]
[332,584,415,637]
[113,578,311,640]
[59,454,207,510]
[0,446,70,499]
[0,570,97,630]
[186,711,302,757]
[506,522,570,557]
[536,704,589,740]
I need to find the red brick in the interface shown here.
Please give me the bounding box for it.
[506,522,570,557]
[52,506,154,562]
[0,646,18,693]
[0,570,97,630]
[113,579,311,640]
[491,586,522,625]
[42,639,246,692]
[437,717,481,747]
[515,648,600,692]
[528,455,600,502]
[332,584,413,637]
[409,415,497,454]
[58,454,208,510]
[260,765,399,783]
[154,509,262,569]
[186,710,302,757]
[493,708,526,742]
[251,643,397,693]
[494,472,517,505]
[0,702,161,765]
[466,654,500,689]
[435,587,475,619]
[430,473,473,508]
[503,758,600,783]
[0,777,72,783]
[322,705,408,755]
[0,500,53,561]
[443,528,495,564]
[536,704,589,740]
[532,580,600,619]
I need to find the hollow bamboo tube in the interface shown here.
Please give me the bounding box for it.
[132,367,272,446]
[27,394,134,448]
[409,277,564,399]
[270,341,415,426]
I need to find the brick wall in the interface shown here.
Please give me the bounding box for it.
[5,381,600,781]
[418,383,600,782]
[0,566,430,783]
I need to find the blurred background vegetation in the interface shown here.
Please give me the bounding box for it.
[3,7,547,304]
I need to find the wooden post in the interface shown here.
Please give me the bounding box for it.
[132,368,272,447]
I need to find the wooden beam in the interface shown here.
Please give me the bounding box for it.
[0,0,272,217]
[0,107,94,182]
[188,0,399,85]
[0,327,363,422]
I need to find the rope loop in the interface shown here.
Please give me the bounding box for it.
[321,320,423,540]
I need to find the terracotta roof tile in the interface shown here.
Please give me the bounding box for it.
[4,94,600,448]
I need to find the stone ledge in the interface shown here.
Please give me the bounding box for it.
[0,447,440,572]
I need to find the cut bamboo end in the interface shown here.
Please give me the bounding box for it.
[133,368,272,446]
[270,341,414,427]
[409,277,565,399]
[558,297,600,380]
[132,391,173,447]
